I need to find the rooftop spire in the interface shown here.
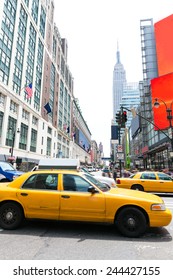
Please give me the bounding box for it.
[116,41,121,64]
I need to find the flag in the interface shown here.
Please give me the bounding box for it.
[25,83,33,98]
[44,102,52,114]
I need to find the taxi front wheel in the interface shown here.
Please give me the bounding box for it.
[0,202,24,230]
[116,207,147,238]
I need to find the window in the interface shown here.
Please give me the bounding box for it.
[46,137,51,156]
[22,174,58,190]
[0,93,5,105]
[32,116,38,125]
[19,123,28,150]
[63,174,91,192]
[10,100,17,113]
[30,128,37,152]
[140,173,156,180]
[157,173,172,181]
[6,116,17,146]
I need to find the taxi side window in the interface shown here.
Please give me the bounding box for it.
[22,174,58,190]
[157,173,172,181]
[140,173,156,180]
[63,174,91,192]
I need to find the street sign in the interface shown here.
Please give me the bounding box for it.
[117,145,123,152]
[111,139,118,144]
[117,153,124,160]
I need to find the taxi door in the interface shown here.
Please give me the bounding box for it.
[156,173,173,192]
[16,173,60,220]
[59,174,106,222]
[139,172,160,192]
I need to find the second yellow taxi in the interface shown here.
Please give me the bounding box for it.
[116,171,173,193]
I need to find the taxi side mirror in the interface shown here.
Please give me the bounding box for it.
[88,186,99,194]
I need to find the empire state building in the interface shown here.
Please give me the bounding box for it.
[112,44,127,118]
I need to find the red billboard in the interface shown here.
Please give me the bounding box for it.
[151,72,173,130]
[154,14,173,76]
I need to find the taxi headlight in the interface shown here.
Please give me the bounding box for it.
[151,204,166,211]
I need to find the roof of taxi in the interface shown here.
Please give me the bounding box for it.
[30,169,82,174]
[38,158,80,170]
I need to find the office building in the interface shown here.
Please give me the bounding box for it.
[0,0,92,168]
[112,43,126,118]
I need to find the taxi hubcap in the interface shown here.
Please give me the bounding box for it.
[6,211,14,221]
[127,217,136,227]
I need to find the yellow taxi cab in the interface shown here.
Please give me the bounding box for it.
[116,171,173,193]
[0,169,172,238]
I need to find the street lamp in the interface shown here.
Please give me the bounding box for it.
[9,127,20,159]
[153,98,173,151]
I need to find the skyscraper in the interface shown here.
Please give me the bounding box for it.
[112,43,126,118]
[120,82,140,128]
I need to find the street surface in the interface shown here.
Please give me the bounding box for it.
[0,196,172,260]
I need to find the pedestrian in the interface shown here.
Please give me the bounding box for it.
[113,169,117,181]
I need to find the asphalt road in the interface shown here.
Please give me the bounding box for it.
[0,196,173,260]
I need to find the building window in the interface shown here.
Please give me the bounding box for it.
[6,116,17,146]
[47,127,52,134]
[22,109,29,120]
[46,137,51,156]
[10,100,17,113]
[30,128,37,152]
[19,123,28,150]
[0,93,5,106]
[32,116,38,125]
[39,6,46,38]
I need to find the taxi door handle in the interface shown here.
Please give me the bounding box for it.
[61,195,70,198]
[20,193,28,196]
[159,182,164,183]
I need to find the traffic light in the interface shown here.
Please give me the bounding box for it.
[122,111,127,123]
[115,112,121,125]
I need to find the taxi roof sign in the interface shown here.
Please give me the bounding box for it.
[38,158,80,170]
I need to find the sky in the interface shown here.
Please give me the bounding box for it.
[54,0,173,157]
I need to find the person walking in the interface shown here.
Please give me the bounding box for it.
[113,168,117,181]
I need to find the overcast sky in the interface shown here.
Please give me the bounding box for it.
[54,0,173,156]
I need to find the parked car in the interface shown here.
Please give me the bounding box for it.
[81,167,116,188]
[116,171,173,193]
[0,174,7,182]
[0,169,171,237]
[0,161,24,182]
[82,172,116,188]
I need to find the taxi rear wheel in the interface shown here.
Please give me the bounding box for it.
[131,184,144,191]
[0,202,24,230]
[116,207,147,238]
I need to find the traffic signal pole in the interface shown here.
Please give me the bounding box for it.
[115,109,129,177]
[118,126,122,177]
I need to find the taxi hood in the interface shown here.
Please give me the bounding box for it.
[108,187,163,203]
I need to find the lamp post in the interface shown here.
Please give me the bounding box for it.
[153,98,173,152]
[9,127,20,160]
